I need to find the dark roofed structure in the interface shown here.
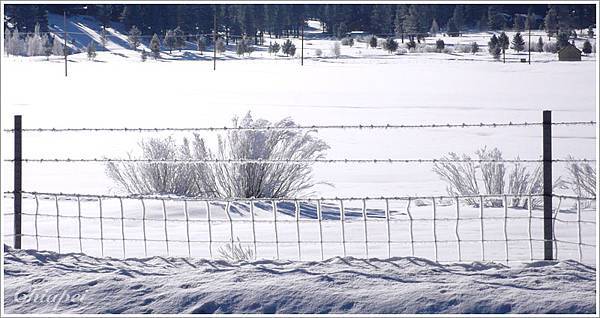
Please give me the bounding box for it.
[558,44,582,61]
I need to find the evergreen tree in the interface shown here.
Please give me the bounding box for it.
[498,32,509,62]
[336,22,348,39]
[51,34,64,56]
[87,40,97,60]
[127,25,141,51]
[281,39,296,56]
[150,33,161,59]
[511,32,525,52]
[429,19,439,36]
[487,5,503,30]
[402,5,419,40]
[393,6,407,42]
[164,29,176,53]
[446,18,459,37]
[369,35,377,49]
[536,36,544,52]
[196,35,206,54]
[556,31,570,49]
[587,26,594,38]
[471,42,479,54]
[525,12,535,30]
[488,34,501,59]
[384,37,398,53]
[477,13,488,31]
[513,14,525,31]
[174,26,185,51]
[452,5,465,33]
[268,41,280,55]
[544,6,558,39]
[100,28,108,49]
[406,38,416,49]
[141,48,147,61]
[43,36,52,60]
[435,39,444,52]
[582,40,592,54]
[236,38,246,56]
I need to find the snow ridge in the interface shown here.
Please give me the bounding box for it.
[3,245,596,314]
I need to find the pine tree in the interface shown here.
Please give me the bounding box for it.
[429,19,439,36]
[87,41,97,60]
[556,31,570,49]
[384,37,398,53]
[471,42,479,54]
[128,25,141,51]
[197,35,206,55]
[281,39,296,56]
[100,28,108,49]
[164,29,175,54]
[511,32,525,52]
[582,40,592,54]
[536,36,544,52]
[498,32,509,62]
[216,38,226,54]
[369,35,377,49]
[236,38,246,56]
[435,39,444,52]
[446,18,459,37]
[141,48,147,61]
[150,33,161,59]
[43,36,52,60]
[544,7,558,39]
[331,41,340,57]
[174,26,185,52]
[513,14,525,32]
[488,34,501,59]
[452,5,465,33]
[588,26,594,38]
[52,35,64,56]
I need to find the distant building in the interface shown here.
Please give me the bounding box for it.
[558,44,582,61]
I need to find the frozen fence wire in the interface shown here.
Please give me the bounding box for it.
[3,120,596,133]
[4,158,596,164]
[3,192,595,264]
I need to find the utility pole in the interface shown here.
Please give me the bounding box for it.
[542,110,553,260]
[528,26,531,64]
[301,23,304,66]
[13,115,22,249]
[64,11,68,77]
[213,14,217,71]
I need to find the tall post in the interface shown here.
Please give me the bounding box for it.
[301,23,304,66]
[528,27,531,65]
[64,11,68,77]
[543,110,553,260]
[14,115,22,249]
[213,14,217,71]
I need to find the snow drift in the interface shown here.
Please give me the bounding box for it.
[3,245,596,314]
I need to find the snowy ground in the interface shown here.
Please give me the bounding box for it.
[3,245,596,314]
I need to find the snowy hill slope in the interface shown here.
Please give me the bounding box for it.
[3,245,596,314]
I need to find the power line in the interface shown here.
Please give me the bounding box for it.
[2,121,596,133]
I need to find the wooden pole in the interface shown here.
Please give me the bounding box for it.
[64,11,68,77]
[543,110,553,260]
[301,23,304,66]
[528,27,531,64]
[14,115,22,249]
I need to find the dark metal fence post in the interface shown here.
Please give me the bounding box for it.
[14,115,22,249]
[543,110,552,260]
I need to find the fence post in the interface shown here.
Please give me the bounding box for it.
[14,115,22,249]
[543,110,553,260]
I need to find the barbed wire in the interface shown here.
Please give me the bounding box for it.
[2,121,596,133]
[3,158,596,164]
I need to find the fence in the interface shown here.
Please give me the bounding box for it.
[2,111,597,264]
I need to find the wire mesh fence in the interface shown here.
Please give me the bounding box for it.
[2,192,596,264]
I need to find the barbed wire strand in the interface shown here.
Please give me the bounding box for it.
[2,121,596,133]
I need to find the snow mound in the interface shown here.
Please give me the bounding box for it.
[3,245,596,314]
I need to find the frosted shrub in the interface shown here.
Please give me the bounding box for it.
[565,157,596,200]
[341,36,354,47]
[442,47,454,54]
[331,41,341,58]
[377,38,386,48]
[396,48,408,55]
[543,42,558,53]
[218,238,255,262]
[314,48,322,57]
[107,113,329,198]
[456,43,471,53]
[434,147,565,208]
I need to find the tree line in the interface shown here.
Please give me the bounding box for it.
[5,4,596,40]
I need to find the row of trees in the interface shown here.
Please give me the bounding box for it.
[4,23,64,57]
[5,4,596,41]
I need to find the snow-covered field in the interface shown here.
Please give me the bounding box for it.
[1,14,597,314]
[3,245,597,314]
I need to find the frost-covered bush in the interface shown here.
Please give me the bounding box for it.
[471,42,479,54]
[435,39,444,52]
[268,41,280,55]
[433,147,565,208]
[543,42,558,53]
[565,157,596,199]
[314,48,322,57]
[383,37,398,53]
[216,38,226,54]
[218,238,254,262]
[396,48,408,55]
[86,41,96,60]
[331,41,341,58]
[107,113,329,198]
[442,47,454,54]
[455,43,471,53]
[341,36,354,47]
[377,38,386,49]
[582,40,592,54]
